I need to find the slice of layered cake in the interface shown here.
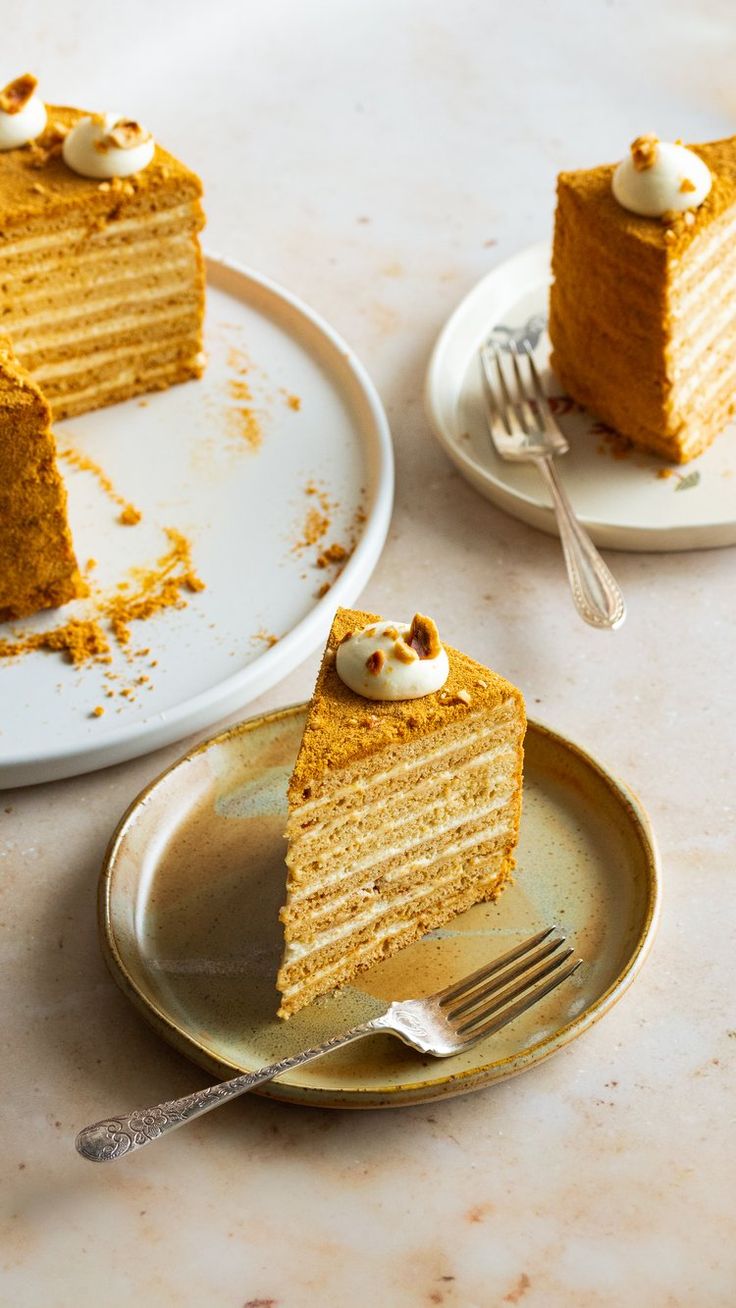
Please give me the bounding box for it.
[549,133,736,462]
[277,608,526,1017]
[0,77,205,420]
[0,335,83,620]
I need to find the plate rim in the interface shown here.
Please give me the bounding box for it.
[424,239,736,552]
[1,252,394,787]
[98,702,662,1109]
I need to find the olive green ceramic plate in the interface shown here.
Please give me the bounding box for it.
[100,705,660,1108]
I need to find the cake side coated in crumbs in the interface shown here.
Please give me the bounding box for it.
[0,336,84,620]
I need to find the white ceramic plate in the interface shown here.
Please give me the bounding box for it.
[425,241,736,551]
[0,255,393,787]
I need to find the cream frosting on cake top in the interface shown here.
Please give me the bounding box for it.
[62,112,155,178]
[0,74,46,150]
[335,615,450,701]
[612,134,712,217]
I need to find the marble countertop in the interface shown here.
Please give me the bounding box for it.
[2,2,734,1304]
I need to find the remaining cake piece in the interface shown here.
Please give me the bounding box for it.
[0,100,205,420]
[549,133,736,462]
[277,608,526,1018]
[0,335,83,621]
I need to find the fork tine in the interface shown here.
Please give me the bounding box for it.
[508,341,543,435]
[454,947,575,1035]
[458,959,583,1045]
[436,927,556,1005]
[480,343,524,437]
[445,934,568,1020]
[520,339,567,447]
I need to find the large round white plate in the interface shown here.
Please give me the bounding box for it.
[0,255,393,787]
[425,241,736,552]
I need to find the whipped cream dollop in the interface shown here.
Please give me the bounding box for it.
[0,74,46,150]
[62,112,154,179]
[335,615,450,702]
[612,134,711,218]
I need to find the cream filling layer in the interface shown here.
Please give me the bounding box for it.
[292,711,517,818]
[280,844,509,980]
[288,793,515,898]
[296,819,513,931]
[34,330,202,384]
[47,357,201,408]
[292,742,515,848]
[14,306,198,359]
[0,232,196,285]
[0,203,198,257]
[5,280,198,337]
[3,253,196,310]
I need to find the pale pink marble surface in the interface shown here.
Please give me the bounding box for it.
[2,2,735,1305]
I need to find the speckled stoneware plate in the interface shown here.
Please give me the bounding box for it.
[0,254,393,788]
[426,241,736,551]
[100,703,660,1109]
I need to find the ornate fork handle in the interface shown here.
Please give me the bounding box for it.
[535,456,626,630]
[76,1019,382,1163]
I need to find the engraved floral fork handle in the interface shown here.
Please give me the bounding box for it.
[534,454,625,630]
[76,1023,381,1162]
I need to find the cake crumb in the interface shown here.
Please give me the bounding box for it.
[118,504,142,526]
[316,542,349,568]
[657,467,674,479]
[90,705,104,718]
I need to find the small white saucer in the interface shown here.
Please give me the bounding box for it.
[425,242,736,552]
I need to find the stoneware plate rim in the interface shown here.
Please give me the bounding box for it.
[99,703,661,1109]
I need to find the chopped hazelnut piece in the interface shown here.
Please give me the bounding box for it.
[456,689,472,706]
[383,625,399,640]
[94,118,152,154]
[393,637,418,664]
[408,612,441,660]
[680,177,696,194]
[631,133,658,171]
[366,649,386,675]
[475,678,488,689]
[0,73,37,115]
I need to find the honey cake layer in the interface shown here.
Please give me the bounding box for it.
[277,846,514,1017]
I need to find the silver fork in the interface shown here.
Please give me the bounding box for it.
[76,927,581,1162]
[480,332,626,630]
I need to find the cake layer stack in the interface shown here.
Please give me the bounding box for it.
[0,335,83,620]
[549,136,736,462]
[0,106,205,420]
[277,608,526,1018]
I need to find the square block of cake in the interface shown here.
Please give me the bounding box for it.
[277,608,526,1018]
[549,134,736,463]
[0,93,205,421]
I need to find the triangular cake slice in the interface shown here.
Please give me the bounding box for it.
[277,607,526,1017]
[550,134,736,462]
[0,335,84,620]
